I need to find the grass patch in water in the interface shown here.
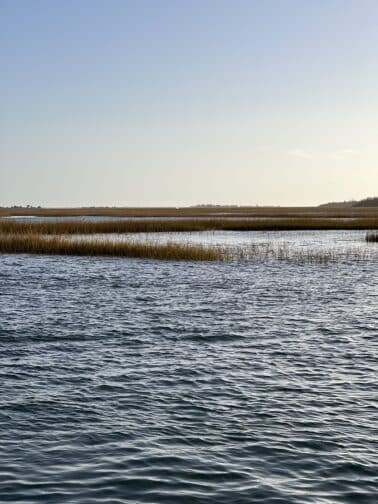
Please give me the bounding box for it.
[0,234,221,261]
[0,234,374,263]
[228,243,373,263]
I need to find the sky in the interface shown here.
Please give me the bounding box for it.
[1,0,377,207]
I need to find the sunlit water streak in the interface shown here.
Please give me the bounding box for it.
[66,229,369,246]
[0,232,377,503]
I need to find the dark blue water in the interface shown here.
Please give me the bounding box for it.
[0,254,377,503]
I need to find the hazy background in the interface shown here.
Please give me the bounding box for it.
[1,0,377,207]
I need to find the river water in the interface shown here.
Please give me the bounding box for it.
[0,231,377,503]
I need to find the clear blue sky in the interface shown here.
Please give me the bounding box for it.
[1,0,377,206]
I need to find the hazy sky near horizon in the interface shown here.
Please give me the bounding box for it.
[1,0,377,207]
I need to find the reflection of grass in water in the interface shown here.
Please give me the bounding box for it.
[1,218,378,235]
[366,232,378,242]
[0,234,375,263]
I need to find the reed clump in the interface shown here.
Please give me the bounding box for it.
[228,244,374,263]
[0,234,222,261]
[1,217,378,235]
[366,232,378,242]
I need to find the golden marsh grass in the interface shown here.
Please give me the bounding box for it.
[0,234,375,263]
[1,217,378,235]
[0,234,221,261]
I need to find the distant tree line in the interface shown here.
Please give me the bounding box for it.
[320,197,378,208]
[353,197,378,207]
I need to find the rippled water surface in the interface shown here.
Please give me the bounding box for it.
[0,240,377,503]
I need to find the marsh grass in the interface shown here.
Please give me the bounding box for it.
[228,243,373,263]
[0,234,221,261]
[0,234,374,263]
[366,232,378,242]
[1,217,378,235]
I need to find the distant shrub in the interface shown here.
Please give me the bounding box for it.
[366,232,378,242]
